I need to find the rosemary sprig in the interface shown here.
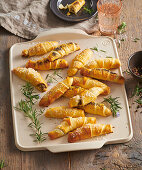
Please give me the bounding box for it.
[0,160,7,169]
[83,7,94,15]
[106,56,112,58]
[131,83,142,107]
[117,22,126,34]
[100,50,106,53]
[45,70,63,84]
[103,96,122,117]
[21,83,39,103]
[90,47,98,52]
[16,83,47,143]
[132,38,140,42]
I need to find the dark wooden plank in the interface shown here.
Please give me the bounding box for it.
[0,27,70,170]
[70,0,142,169]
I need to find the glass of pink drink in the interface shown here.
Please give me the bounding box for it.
[97,0,122,35]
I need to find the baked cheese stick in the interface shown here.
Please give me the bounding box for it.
[13,67,47,92]
[81,102,112,117]
[69,87,104,107]
[64,86,85,98]
[68,123,113,143]
[67,49,93,76]
[47,42,80,62]
[48,117,96,140]
[85,58,121,69]
[45,106,85,118]
[72,77,110,95]
[80,68,124,84]
[26,59,68,70]
[68,0,85,14]
[22,41,58,57]
[39,77,73,107]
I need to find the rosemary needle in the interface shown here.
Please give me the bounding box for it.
[103,96,122,117]
[0,160,7,169]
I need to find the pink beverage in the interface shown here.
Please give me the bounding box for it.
[97,0,122,35]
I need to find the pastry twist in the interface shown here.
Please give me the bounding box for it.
[67,49,93,76]
[26,59,68,70]
[47,42,80,61]
[72,77,110,95]
[85,58,121,69]
[81,102,112,116]
[69,87,104,107]
[68,123,113,143]
[48,117,96,139]
[80,68,124,84]
[68,0,85,14]
[22,41,58,57]
[39,77,73,107]
[13,67,47,92]
[64,86,85,98]
[45,106,85,118]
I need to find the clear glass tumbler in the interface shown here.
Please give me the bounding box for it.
[97,0,122,35]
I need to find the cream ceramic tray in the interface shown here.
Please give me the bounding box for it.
[9,28,133,153]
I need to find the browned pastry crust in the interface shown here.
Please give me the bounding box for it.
[68,0,85,14]
[47,42,80,62]
[45,106,85,118]
[26,59,68,70]
[22,41,58,57]
[67,49,93,76]
[63,86,85,98]
[13,67,47,92]
[39,77,73,107]
[72,77,110,95]
[69,87,105,107]
[48,117,96,140]
[80,102,112,117]
[80,68,124,84]
[85,58,121,69]
[68,123,113,143]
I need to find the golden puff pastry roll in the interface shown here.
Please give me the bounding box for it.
[45,106,85,118]
[68,0,85,14]
[13,67,47,92]
[67,49,93,76]
[48,117,96,140]
[22,41,58,57]
[47,42,80,62]
[81,102,112,117]
[39,77,73,107]
[72,77,110,95]
[26,59,69,71]
[69,87,104,107]
[80,68,124,84]
[64,86,85,98]
[68,123,113,143]
[85,58,121,70]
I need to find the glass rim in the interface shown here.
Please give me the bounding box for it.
[97,0,122,14]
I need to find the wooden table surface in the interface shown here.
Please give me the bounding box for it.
[0,0,142,169]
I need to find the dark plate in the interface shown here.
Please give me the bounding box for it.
[50,0,98,22]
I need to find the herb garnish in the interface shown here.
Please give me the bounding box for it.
[15,83,47,143]
[132,38,140,42]
[90,47,98,52]
[106,56,112,58]
[131,83,142,107]
[45,70,63,84]
[103,96,122,117]
[0,160,7,169]
[117,22,126,34]
[100,50,106,53]
[83,7,94,15]
[90,47,106,53]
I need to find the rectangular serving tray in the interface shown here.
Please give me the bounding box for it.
[9,28,133,153]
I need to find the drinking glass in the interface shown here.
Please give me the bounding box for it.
[97,0,122,35]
